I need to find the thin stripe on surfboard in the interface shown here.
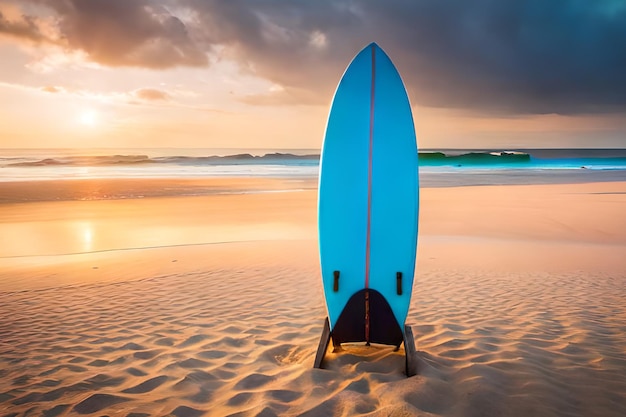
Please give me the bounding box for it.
[365,44,376,289]
[364,44,376,342]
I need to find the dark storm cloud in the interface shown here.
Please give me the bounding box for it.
[186,0,364,92]
[183,0,626,114]
[2,0,626,114]
[365,0,626,114]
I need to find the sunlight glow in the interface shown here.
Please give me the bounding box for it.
[79,109,98,127]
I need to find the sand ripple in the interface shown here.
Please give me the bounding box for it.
[1,249,625,416]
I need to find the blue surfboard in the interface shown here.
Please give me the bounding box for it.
[315,43,419,373]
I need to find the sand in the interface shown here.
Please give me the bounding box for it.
[1,179,625,416]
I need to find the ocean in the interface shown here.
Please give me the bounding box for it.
[1,148,625,187]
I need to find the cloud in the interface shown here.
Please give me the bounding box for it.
[40,85,61,93]
[182,0,626,114]
[2,0,207,68]
[185,0,359,96]
[134,88,170,101]
[2,0,626,114]
[0,10,48,43]
[239,86,321,107]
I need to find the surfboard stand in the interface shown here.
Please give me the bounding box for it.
[313,317,332,369]
[313,317,417,377]
[403,324,417,377]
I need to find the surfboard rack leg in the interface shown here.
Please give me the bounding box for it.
[404,324,417,377]
[314,317,332,369]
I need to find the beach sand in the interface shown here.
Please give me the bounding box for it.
[1,179,625,416]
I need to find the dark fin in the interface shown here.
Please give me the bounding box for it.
[332,290,366,344]
[396,272,403,295]
[313,317,332,369]
[332,289,403,346]
[404,324,417,377]
[365,290,370,344]
[368,289,404,345]
[333,270,340,292]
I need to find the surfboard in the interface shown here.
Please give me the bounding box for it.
[315,43,419,373]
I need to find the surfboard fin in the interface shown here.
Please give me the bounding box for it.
[333,270,340,292]
[332,289,403,346]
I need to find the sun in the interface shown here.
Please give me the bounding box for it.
[79,109,98,126]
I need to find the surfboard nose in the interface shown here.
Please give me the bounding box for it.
[363,42,380,53]
[358,42,393,65]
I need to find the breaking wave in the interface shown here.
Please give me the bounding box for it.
[418,151,531,165]
[6,153,321,168]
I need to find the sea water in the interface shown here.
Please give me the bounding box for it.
[0,148,321,182]
[1,148,625,186]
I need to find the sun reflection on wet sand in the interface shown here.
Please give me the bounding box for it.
[79,221,93,253]
[0,191,317,258]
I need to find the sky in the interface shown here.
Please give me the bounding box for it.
[1,0,625,150]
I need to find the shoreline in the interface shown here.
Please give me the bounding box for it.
[2,169,626,203]
[0,177,319,204]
